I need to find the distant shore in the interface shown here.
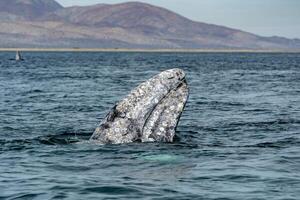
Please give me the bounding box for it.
[0,48,299,53]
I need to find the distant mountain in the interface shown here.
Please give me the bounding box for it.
[0,0,62,20]
[0,0,299,49]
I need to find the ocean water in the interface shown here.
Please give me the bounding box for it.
[0,52,299,200]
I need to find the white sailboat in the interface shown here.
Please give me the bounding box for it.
[16,51,22,61]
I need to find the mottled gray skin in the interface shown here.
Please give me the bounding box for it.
[90,68,189,144]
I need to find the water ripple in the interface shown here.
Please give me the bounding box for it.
[1,52,300,199]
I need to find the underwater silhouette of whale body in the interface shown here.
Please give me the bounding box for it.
[90,68,189,144]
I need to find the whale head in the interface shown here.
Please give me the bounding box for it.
[90,68,189,144]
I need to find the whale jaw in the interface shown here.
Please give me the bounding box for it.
[90,68,189,144]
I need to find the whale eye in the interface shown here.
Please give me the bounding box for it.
[167,74,175,79]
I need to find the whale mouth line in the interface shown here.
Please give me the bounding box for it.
[140,78,189,143]
[141,80,186,135]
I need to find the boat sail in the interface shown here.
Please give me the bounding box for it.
[16,51,22,61]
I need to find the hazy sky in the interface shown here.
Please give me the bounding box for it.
[57,0,299,39]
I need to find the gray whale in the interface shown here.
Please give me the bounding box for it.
[90,68,189,144]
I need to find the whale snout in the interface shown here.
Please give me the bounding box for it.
[158,68,186,92]
[164,68,185,81]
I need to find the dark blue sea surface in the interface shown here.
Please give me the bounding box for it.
[0,52,300,199]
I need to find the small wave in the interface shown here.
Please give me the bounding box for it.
[20,89,44,96]
[38,132,91,145]
[0,138,35,152]
[203,137,300,149]
[48,164,92,172]
[248,137,300,149]
[4,193,45,200]
[82,186,142,195]
[0,132,92,152]
[195,101,246,107]
[228,119,300,127]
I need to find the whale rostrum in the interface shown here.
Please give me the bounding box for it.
[90,68,189,144]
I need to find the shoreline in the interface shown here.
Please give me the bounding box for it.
[0,48,299,53]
